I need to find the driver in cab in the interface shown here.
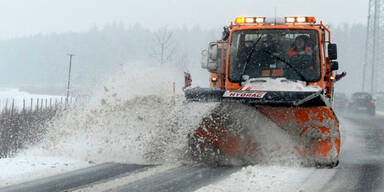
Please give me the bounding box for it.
[285,35,318,81]
[289,35,312,57]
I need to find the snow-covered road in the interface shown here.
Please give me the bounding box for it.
[1,112,383,192]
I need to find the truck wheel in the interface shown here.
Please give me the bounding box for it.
[315,160,339,169]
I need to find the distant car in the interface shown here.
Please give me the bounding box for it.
[348,92,375,116]
[334,92,348,111]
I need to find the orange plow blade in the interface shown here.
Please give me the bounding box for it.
[258,106,340,165]
[188,103,340,167]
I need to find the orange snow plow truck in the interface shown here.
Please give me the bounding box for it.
[185,17,343,168]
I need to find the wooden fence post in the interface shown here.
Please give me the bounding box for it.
[23,99,25,112]
[11,99,14,117]
[36,99,39,112]
[5,99,8,114]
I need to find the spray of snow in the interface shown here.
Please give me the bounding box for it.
[20,62,216,164]
[18,62,309,166]
[213,103,302,166]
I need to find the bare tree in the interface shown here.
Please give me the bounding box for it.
[150,27,176,65]
[173,51,190,72]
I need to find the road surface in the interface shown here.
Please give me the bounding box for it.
[1,112,383,192]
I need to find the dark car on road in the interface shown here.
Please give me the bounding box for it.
[334,92,348,111]
[349,92,376,116]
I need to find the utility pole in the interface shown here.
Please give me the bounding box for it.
[364,0,384,94]
[66,54,74,106]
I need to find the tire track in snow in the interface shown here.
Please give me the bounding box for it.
[320,115,384,192]
[346,115,384,192]
[112,164,240,192]
[0,163,150,192]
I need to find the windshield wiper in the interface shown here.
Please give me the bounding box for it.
[262,49,309,83]
[239,34,264,81]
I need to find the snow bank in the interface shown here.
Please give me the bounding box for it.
[196,165,314,192]
[0,155,89,187]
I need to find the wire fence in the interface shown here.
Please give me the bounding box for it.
[0,97,75,158]
[0,97,70,111]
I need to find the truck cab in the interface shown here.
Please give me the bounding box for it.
[202,16,339,99]
[189,17,342,167]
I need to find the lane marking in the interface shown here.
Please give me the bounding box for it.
[115,164,239,192]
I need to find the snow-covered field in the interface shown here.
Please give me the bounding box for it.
[0,88,64,110]
[0,89,72,186]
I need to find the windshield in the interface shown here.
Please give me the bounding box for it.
[229,29,321,82]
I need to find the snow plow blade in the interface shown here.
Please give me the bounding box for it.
[186,88,340,167]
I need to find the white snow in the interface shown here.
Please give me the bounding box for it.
[242,78,322,92]
[0,63,359,189]
[0,153,89,187]
[196,165,315,192]
[196,115,356,192]
[0,88,83,187]
[0,63,215,187]
[72,163,181,192]
[0,88,64,110]
[25,65,215,165]
[376,111,384,116]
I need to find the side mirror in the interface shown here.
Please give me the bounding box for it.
[201,49,208,69]
[331,61,339,71]
[208,43,218,61]
[207,62,218,73]
[328,43,337,60]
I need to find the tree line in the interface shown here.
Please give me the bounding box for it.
[0,22,366,94]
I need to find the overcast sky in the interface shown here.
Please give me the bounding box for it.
[0,0,369,40]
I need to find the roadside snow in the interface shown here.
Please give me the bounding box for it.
[196,165,314,192]
[0,88,77,187]
[0,154,89,187]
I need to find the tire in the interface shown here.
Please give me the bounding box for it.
[315,160,339,169]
